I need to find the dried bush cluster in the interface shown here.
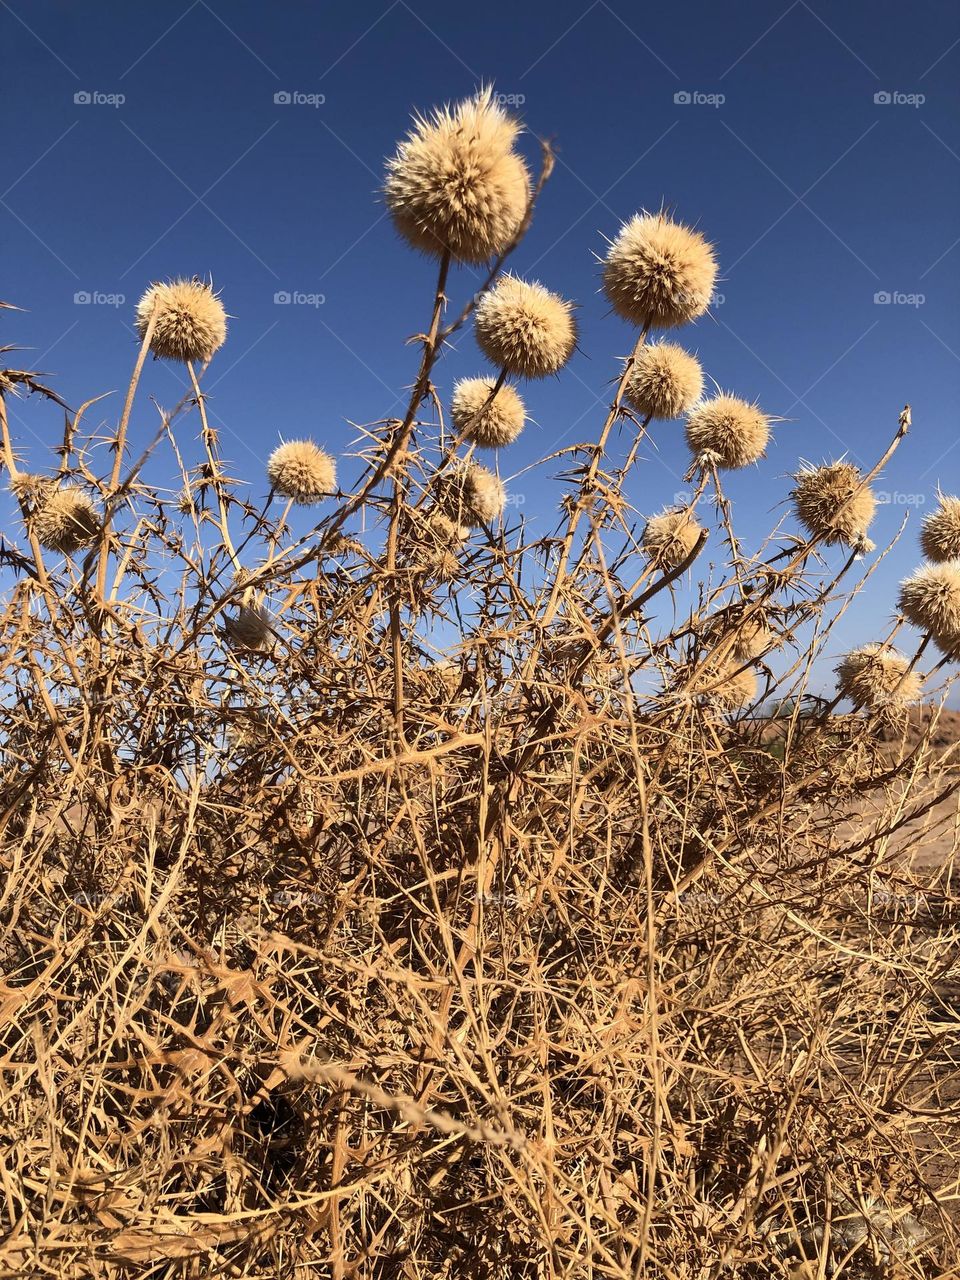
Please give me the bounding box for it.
[1,89,958,1279]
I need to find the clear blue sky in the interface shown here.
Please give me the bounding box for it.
[3,0,959,687]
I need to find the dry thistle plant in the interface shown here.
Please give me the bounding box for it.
[0,88,957,1280]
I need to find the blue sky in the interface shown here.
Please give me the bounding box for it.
[2,0,959,689]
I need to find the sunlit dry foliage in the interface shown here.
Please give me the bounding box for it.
[0,89,956,1280]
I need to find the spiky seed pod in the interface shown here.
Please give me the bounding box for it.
[725,616,775,662]
[267,440,337,505]
[383,87,531,264]
[422,510,466,546]
[898,561,960,655]
[432,659,460,699]
[423,548,461,583]
[623,342,704,421]
[135,278,227,363]
[474,275,577,379]
[225,596,275,653]
[641,509,704,570]
[791,461,876,548]
[602,212,718,330]
[414,510,466,581]
[8,472,53,504]
[920,494,960,563]
[734,621,773,662]
[177,487,198,516]
[31,485,100,554]
[685,394,770,470]
[442,464,507,527]
[450,377,526,448]
[704,607,775,661]
[835,643,920,711]
[692,660,757,710]
[714,664,758,710]
[461,464,507,526]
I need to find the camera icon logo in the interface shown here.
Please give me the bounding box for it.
[73,290,91,304]
[274,91,291,105]
[674,90,691,105]
[873,290,892,304]
[273,290,292,304]
[74,91,91,105]
[874,91,892,105]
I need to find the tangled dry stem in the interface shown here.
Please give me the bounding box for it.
[0,92,957,1280]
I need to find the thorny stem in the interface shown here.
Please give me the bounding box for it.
[94,304,158,609]
[438,139,555,345]
[386,248,451,742]
[540,325,651,629]
[188,360,242,580]
[174,152,561,650]
[415,367,508,507]
[703,411,912,678]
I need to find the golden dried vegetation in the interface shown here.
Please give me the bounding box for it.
[0,87,956,1280]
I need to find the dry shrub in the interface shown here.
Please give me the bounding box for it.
[792,460,877,550]
[0,87,956,1280]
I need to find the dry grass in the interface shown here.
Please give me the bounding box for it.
[0,94,958,1280]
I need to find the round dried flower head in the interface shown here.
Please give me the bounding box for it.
[791,461,875,548]
[384,87,530,264]
[451,377,526,448]
[431,659,460,699]
[641,509,704,570]
[623,342,704,421]
[731,618,775,662]
[267,440,337,505]
[920,494,960,563]
[704,607,775,662]
[443,463,507,527]
[602,212,718,330]
[31,485,100,554]
[423,547,461,583]
[8,472,53,504]
[835,643,920,711]
[685,394,770,470]
[225,594,274,653]
[474,275,576,379]
[413,510,466,581]
[177,487,198,517]
[135,278,227,364]
[422,510,466,546]
[898,561,960,655]
[691,660,757,711]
